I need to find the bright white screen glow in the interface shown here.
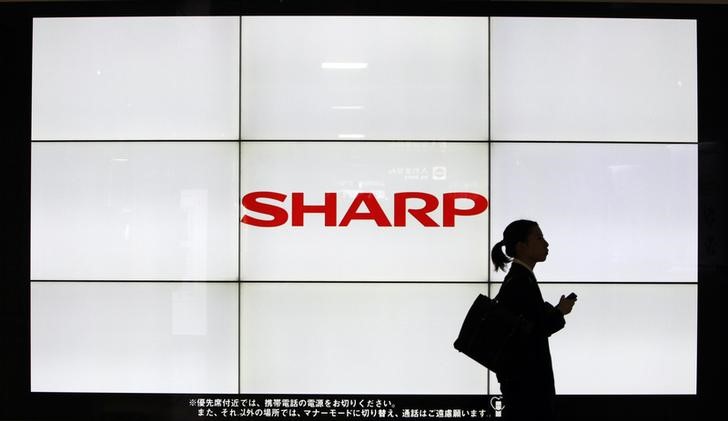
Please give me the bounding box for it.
[490,143,697,283]
[32,17,240,140]
[490,18,697,142]
[241,283,488,394]
[488,284,697,395]
[241,17,489,140]
[240,142,489,281]
[31,142,240,280]
[29,15,699,396]
[31,282,239,393]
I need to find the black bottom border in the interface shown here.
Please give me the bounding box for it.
[1,393,699,421]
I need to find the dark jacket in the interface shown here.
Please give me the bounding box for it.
[495,262,565,394]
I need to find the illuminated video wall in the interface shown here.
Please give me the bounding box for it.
[30,16,697,395]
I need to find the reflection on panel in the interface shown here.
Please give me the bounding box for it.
[32,17,239,140]
[490,18,697,142]
[241,17,488,140]
[488,284,696,395]
[490,143,697,283]
[31,282,239,393]
[31,142,239,280]
[240,283,487,394]
[240,142,489,281]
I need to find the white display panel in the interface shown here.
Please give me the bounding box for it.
[31,142,239,280]
[488,283,697,395]
[240,282,487,394]
[490,18,697,142]
[31,282,239,393]
[32,17,240,140]
[240,142,489,281]
[27,14,700,400]
[490,143,697,283]
[241,17,488,140]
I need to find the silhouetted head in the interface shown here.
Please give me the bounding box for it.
[491,220,549,272]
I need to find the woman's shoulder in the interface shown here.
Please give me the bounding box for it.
[504,263,533,283]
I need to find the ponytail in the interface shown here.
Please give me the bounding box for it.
[491,219,539,272]
[491,240,511,272]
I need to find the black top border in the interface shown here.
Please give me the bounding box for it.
[4,0,723,19]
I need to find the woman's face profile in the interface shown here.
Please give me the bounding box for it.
[517,225,550,264]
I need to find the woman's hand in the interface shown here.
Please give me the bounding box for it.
[556,295,576,315]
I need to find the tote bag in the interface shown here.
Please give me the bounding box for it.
[453,294,532,375]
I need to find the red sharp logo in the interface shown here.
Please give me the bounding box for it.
[241,192,488,227]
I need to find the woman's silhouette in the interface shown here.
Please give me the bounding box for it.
[491,220,576,421]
